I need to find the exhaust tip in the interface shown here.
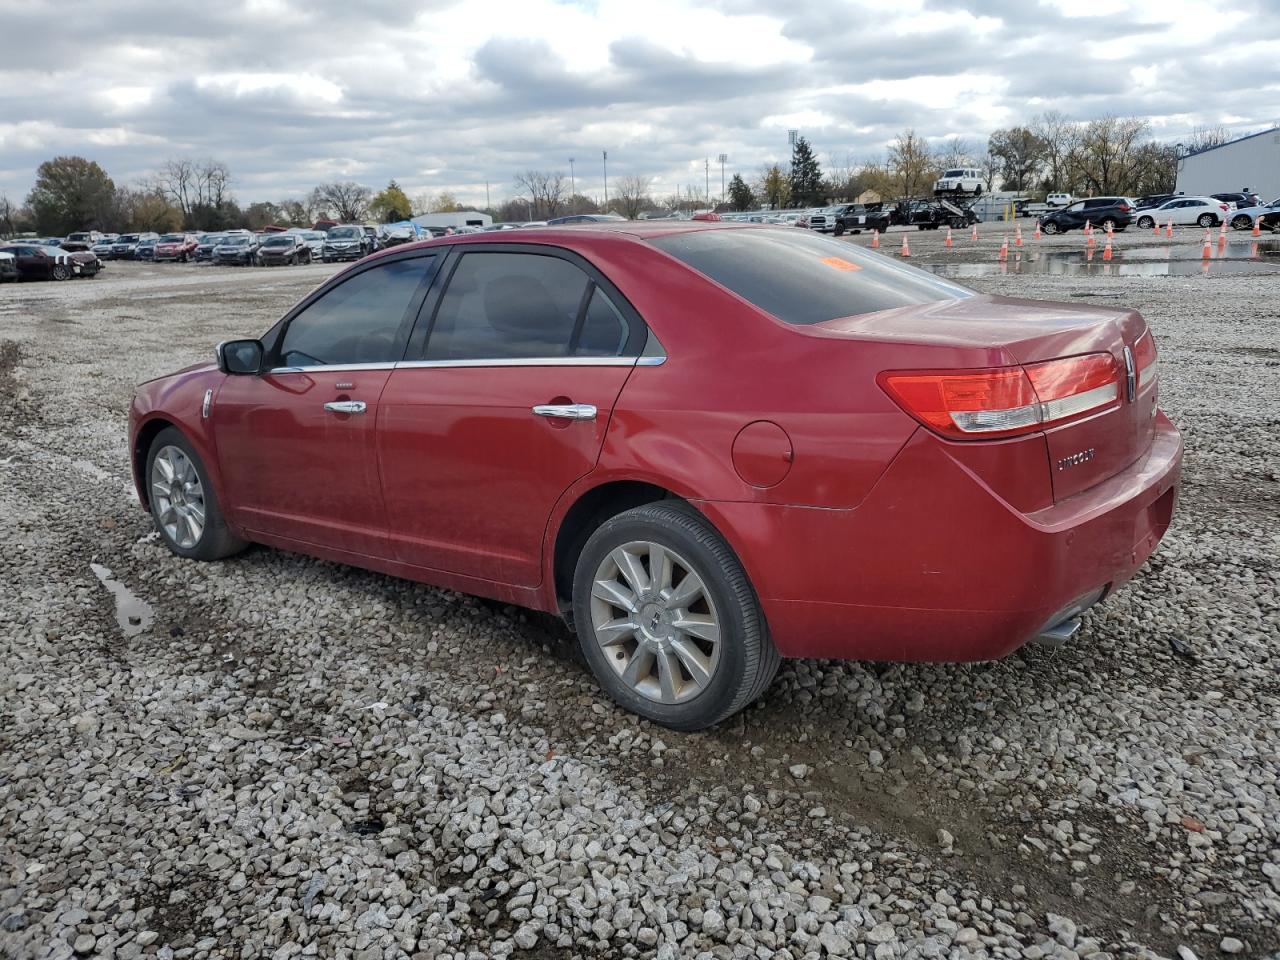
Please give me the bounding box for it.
[1034,616,1082,648]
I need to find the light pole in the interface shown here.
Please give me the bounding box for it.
[717,153,727,206]
[602,150,608,209]
[705,158,711,207]
[569,157,575,213]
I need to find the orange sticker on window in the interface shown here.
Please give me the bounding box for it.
[820,256,862,272]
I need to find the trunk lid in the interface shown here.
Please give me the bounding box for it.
[812,294,1158,502]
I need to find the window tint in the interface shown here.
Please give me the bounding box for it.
[425,252,591,360]
[279,257,431,366]
[649,229,970,326]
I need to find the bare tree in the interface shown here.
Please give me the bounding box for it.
[612,175,651,220]
[154,158,233,227]
[0,193,15,238]
[888,130,935,198]
[514,171,568,219]
[1031,111,1079,192]
[310,181,373,222]
[987,127,1047,192]
[936,137,974,169]
[1070,116,1149,195]
[1185,125,1233,153]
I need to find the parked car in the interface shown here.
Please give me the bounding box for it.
[111,233,159,259]
[1228,197,1280,231]
[807,204,855,233]
[211,234,261,265]
[832,205,891,236]
[933,168,984,196]
[91,238,117,257]
[65,231,103,246]
[153,233,199,262]
[1133,196,1230,229]
[322,225,371,262]
[1133,193,1178,211]
[1039,197,1134,234]
[135,236,161,261]
[127,223,1181,730]
[1211,191,1261,211]
[256,233,313,266]
[294,230,327,260]
[546,214,627,225]
[0,250,17,282]
[0,244,99,280]
[1045,192,1073,208]
[194,233,227,261]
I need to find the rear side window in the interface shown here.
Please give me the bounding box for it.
[424,251,631,360]
[649,229,969,326]
[279,257,433,366]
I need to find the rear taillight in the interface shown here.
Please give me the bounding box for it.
[878,353,1121,440]
[1118,203,1131,212]
[1133,329,1158,391]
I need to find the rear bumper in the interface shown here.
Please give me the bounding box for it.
[697,411,1182,661]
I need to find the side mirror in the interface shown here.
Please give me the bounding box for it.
[217,339,264,375]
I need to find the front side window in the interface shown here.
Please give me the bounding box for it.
[425,252,629,360]
[650,228,969,326]
[279,257,432,367]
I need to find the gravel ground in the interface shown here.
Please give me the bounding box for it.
[1,227,1277,960]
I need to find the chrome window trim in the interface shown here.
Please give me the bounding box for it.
[265,356,667,375]
[268,361,399,374]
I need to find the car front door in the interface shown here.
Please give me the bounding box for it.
[377,246,648,587]
[1058,202,1086,228]
[212,252,438,557]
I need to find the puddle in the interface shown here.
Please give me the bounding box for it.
[89,562,154,637]
[920,239,1280,278]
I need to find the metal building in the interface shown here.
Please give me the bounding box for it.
[1176,127,1280,201]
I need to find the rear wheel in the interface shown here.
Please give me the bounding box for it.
[1197,213,1216,228]
[1137,215,1154,229]
[147,427,247,561]
[1042,221,1061,235]
[1231,214,1252,230]
[1100,217,1117,232]
[572,502,779,731]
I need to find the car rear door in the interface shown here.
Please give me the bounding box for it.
[376,244,648,587]
[212,252,439,557]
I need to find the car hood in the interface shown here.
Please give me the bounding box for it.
[137,360,219,389]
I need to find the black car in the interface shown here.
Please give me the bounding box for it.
[833,204,891,236]
[546,214,626,225]
[194,233,227,262]
[211,234,261,265]
[256,234,313,266]
[321,225,371,262]
[1134,193,1178,211]
[1211,192,1262,210]
[1039,197,1134,234]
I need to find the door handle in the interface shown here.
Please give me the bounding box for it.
[323,400,367,415]
[532,403,597,421]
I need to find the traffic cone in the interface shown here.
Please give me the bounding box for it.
[1253,217,1262,238]
[1105,221,1114,240]
[1165,220,1173,238]
[945,227,953,248]
[1152,220,1160,236]
[900,234,910,257]
[1015,225,1023,247]
[871,229,879,248]
[1217,230,1227,253]
[1087,232,1096,249]
[998,236,1009,262]
[1219,219,1228,238]
[1202,227,1211,248]
[971,224,979,241]
[1034,221,1042,240]
[1252,242,1260,257]
[1201,234,1212,259]
[1102,236,1113,261]
[1084,220,1093,236]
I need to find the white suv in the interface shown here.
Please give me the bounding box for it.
[1046,192,1073,208]
[933,168,984,196]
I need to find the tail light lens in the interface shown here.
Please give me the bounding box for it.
[879,353,1121,440]
[1133,329,1158,391]
[1118,203,1132,212]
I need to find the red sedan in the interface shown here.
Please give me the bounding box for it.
[153,233,199,262]
[129,223,1181,729]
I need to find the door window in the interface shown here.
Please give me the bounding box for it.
[424,251,630,360]
[278,256,432,367]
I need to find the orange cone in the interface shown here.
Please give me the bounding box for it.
[1252,241,1260,257]
[1202,234,1212,259]
[945,227,953,248]
[871,229,879,249]
[1152,220,1160,236]
[1034,221,1042,240]
[998,236,1009,262]
[1102,236,1113,261]
[1086,246,1095,262]
[1217,230,1227,252]
[971,224,979,241]
[900,234,910,257]
[1253,217,1262,238]
[1084,220,1093,236]
[1203,227,1211,247]
[1165,219,1173,238]
[1015,225,1023,247]
[1087,232,1096,249]
[1105,222,1114,240]
[1219,219,1228,238]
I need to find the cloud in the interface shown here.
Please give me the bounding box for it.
[0,0,1276,207]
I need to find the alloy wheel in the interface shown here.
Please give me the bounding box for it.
[589,540,721,705]
[151,445,206,549]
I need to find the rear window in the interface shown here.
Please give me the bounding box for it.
[649,228,970,325]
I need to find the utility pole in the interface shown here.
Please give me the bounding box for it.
[569,157,575,213]
[717,153,727,206]
[602,150,608,209]
[485,181,490,210]
[705,158,711,207]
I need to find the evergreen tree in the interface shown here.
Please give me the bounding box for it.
[727,173,754,211]
[787,137,824,207]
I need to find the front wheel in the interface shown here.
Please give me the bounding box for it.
[1042,221,1061,234]
[572,501,780,731]
[147,428,247,561]
[1197,213,1216,228]
[1137,216,1154,229]
[1231,214,1252,230]
[51,264,71,281]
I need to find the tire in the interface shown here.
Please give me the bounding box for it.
[833,223,845,237]
[1100,218,1117,232]
[1197,213,1216,228]
[1231,214,1252,230]
[1042,221,1061,235]
[572,501,780,731]
[51,264,71,281]
[1137,216,1154,230]
[146,427,247,562]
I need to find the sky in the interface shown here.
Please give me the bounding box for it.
[1,0,1277,209]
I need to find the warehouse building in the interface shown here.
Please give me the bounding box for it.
[1176,127,1280,201]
